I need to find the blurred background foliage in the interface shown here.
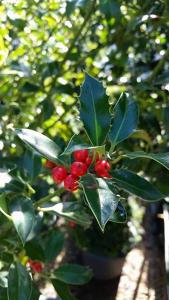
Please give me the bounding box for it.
[0,0,169,297]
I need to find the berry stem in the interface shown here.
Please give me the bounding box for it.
[111,155,123,165]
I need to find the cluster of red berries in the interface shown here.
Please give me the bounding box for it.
[45,149,111,192]
[27,259,43,273]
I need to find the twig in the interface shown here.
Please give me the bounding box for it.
[34,188,64,208]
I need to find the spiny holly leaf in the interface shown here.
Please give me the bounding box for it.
[80,174,118,231]
[109,93,138,148]
[124,151,169,171]
[79,73,111,146]
[110,202,127,223]
[15,128,61,163]
[61,133,105,156]
[9,196,35,244]
[8,262,32,300]
[112,168,164,201]
[53,264,93,285]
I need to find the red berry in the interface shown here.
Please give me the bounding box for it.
[45,160,57,169]
[64,174,78,191]
[68,221,77,228]
[52,166,67,183]
[28,259,43,273]
[71,161,87,177]
[94,160,111,177]
[73,149,89,162]
[85,155,93,167]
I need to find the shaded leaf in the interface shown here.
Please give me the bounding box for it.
[109,93,138,147]
[124,151,169,171]
[43,231,65,262]
[52,280,76,300]
[45,202,92,226]
[99,0,121,19]
[130,130,152,145]
[30,284,40,300]
[23,150,42,180]
[9,196,35,244]
[8,262,32,300]
[25,239,45,262]
[79,73,111,146]
[112,168,164,201]
[53,264,92,285]
[110,202,127,223]
[0,194,11,220]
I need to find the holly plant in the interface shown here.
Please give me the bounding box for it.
[16,73,168,230]
[1,73,169,300]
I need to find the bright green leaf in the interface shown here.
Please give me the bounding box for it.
[112,168,164,201]
[79,73,111,146]
[80,174,118,231]
[9,196,35,244]
[8,262,32,300]
[15,129,61,163]
[109,93,138,148]
[53,264,93,285]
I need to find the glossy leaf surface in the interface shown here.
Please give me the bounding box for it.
[124,151,169,171]
[9,196,35,244]
[81,175,118,231]
[79,73,111,146]
[53,264,92,285]
[112,168,164,201]
[109,93,138,147]
[16,129,61,163]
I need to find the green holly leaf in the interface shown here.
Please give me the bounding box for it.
[79,73,111,146]
[43,231,65,262]
[80,174,118,231]
[124,151,169,171]
[15,128,61,163]
[9,196,35,244]
[109,93,138,148]
[0,194,11,220]
[52,280,77,300]
[112,168,164,201]
[110,202,127,223]
[61,134,105,156]
[8,263,32,300]
[53,264,93,285]
[44,202,92,226]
